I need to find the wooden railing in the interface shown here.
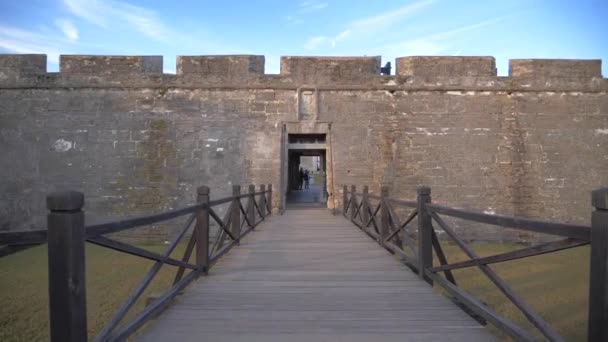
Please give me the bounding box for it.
[342,184,607,342]
[0,183,273,342]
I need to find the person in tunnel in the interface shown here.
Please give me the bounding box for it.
[304,170,310,189]
[298,168,304,190]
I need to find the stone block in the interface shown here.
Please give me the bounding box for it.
[176,55,264,78]
[0,54,46,77]
[280,56,381,84]
[509,59,602,78]
[396,56,496,77]
[60,55,163,75]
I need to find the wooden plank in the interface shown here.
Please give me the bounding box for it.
[431,211,562,342]
[350,185,358,223]
[86,203,202,237]
[138,209,494,342]
[195,186,210,274]
[388,198,417,208]
[417,186,433,285]
[248,185,256,229]
[429,238,587,273]
[208,197,234,207]
[209,206,236,242]
[231,185,241,243]
[239,202,253,228]
[46,191,87,342]
[426,272,533,341]
[427,203,590,241]
[589,187,608,342]
[259,185,267,220]
[431,229,456,285]
[361,186,369,227]
[87,235,196,270]
[109,270,199,341]
[96,199,197,341]
[0,243,41,257]
[267,184,273,215]
[384,202,415,250]
[0,229,47,245]
[173,232,197,285]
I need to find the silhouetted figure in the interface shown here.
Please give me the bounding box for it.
[298,168,304,190]
[304,170,310,189]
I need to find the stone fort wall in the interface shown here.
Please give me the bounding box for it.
[0,54,606,241]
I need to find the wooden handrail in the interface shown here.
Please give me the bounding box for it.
[342,184,604,342]
[1,183,273,342]
[427,203,591,241]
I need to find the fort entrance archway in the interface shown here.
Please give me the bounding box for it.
[281,127,333,208]
[285,134,327,208]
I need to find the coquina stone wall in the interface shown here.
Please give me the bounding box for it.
[0,54,606,241]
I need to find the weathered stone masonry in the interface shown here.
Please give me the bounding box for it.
[0,54,606,241]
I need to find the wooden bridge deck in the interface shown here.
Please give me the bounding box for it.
[138,209,495,341]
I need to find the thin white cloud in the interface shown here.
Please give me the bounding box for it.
[55,19,79,41]
[0,25,67,64]
[350,0,435,33]
[305,36,328,50]
[61,0,242,54]
[304,0,435,50]
[299,1,328,13]
[381,17,506,56]
[63,0,168,41]
[286,15,304,25]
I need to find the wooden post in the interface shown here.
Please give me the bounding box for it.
[47,191,87,342]
[248,184,255,228]
[343,185,348,215]
[589,187,608,342]
[196,186,210,274]
[267,184,273,216]
[361,186,369,229]
[417,185,433,285]
[380,186,389,246]
[231,185,241,244]
[259,184,266,220]
[350,185,357,222]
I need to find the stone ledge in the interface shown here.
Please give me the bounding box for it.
[176,55,264,80]
[396,56,497,77]
[0,54,46,77]
[280,56,381,84]
[60,55,163,75]
[509,59,602,79]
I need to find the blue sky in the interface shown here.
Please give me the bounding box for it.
[0,0,606,75]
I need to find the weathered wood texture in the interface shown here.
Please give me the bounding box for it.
[589,188,608,342]
[139,209,495,341]
[47,191,87,342]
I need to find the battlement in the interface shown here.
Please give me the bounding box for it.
[60,55,163,75]
[0,54,46,78]
[0,54,605,91]
[176,55,264,79]
[509,59,602,78]
[396,56,497,77]
[280,56,381,84]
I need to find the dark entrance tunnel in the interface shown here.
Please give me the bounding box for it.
[286,134,327,208]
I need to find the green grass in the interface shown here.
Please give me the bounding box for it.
[0,242,589,341]
[433,242,589,341]
[0,243,190,342]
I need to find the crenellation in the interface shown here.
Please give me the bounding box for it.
[509,59,602,79]
[0,52,607,243]
[60,55,163,75]
[176,55,265,79]
[0,54,46,79]
[396,56,497,77]
[280,56,382,84]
